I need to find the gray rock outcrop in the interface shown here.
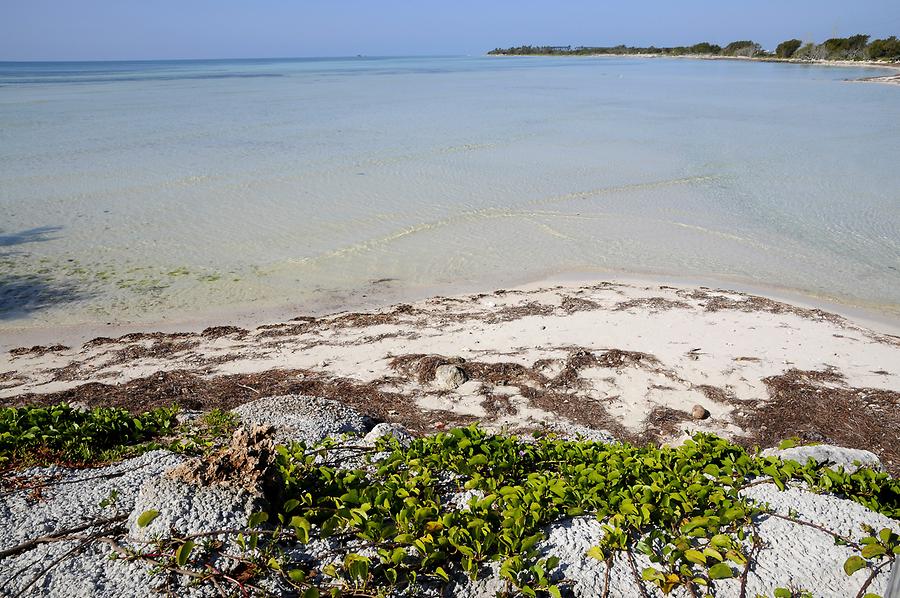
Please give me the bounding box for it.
[363,422,414,447]
[129,425,279,541]
[231,394,372,444]
[128,476,262,542]
[761,444,883,473]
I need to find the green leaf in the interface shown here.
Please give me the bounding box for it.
[301,588,319,598]
[722,507,745,522]
[619,499,638,516]
[641,567,664,582]
[137,509,160,528]
[344,554,370,583]
[434,566,449,582]
[707,562,733,579]
[288,569,306,583]
[379,547,400,565]
[843,555,866,576]
[291,516,311,544]
[586,546,610,562]
[248,511,269,528]
[725,549,748,565]
[548,586,562,598]
[703,464,720,477]
[684,549,706,565]
[778,437,798,450]
[175,540,194,567]
[861,544,886,559]
[710,534,732,549]
[468,454,488,467]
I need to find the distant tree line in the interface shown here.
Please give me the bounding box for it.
[488,35,900,61]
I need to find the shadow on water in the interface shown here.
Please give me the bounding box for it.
[0,273,87,320]
[0,226,63,247]
[0,226,91,320]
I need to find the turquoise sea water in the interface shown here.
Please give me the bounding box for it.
[1,56,899,327]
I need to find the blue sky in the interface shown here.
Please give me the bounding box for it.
[2,0,899,61]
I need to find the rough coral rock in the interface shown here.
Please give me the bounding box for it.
[363,422,414,447]
[231,394,372,444]
[128,475,263,542]
[128,425,280,542]
[166,424,281,496]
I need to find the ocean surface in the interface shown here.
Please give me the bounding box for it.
[1,56,899,328]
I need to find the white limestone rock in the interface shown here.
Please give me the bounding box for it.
[434,364,468,390]
[761,444,883,473]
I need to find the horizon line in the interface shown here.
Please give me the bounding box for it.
[0,53,474,64]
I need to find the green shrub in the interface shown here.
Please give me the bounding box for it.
[722,40,762,56]
[868,36,900,60]
[488,35,900,63]
[691,42,722,54]
[0,403,178,465]
[822,34,870,59]
[775,39,803,58]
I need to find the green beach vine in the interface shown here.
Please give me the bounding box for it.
[9,408,896,596]
[127,425,899,597]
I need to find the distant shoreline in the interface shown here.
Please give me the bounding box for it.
[487,51,900,69]
[487,52,900,84]
[486,36,900,67]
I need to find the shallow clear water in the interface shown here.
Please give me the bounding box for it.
[1,56,899,327]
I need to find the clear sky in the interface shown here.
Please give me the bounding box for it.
[2,0,899,61]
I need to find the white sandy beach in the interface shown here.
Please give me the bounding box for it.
[4,278,899,471]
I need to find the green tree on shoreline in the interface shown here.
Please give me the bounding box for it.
[867,36,900,60]
[775,39,802,58]
[488,34,900,62]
